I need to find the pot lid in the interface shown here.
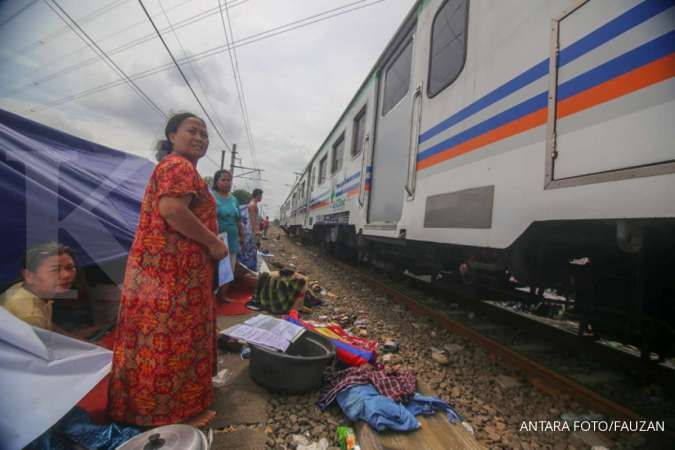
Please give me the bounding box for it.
[116,424,208,450]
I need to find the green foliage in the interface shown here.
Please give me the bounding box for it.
[232,189,252,205]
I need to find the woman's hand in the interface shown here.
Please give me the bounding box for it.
[209,240,228,260]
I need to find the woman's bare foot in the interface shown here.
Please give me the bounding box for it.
[183,409,216,428]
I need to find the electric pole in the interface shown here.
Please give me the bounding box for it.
[220,150,226,170]
[229,144,237,176]
[230,143,263,182]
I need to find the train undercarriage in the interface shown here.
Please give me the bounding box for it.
[285,219,675,361]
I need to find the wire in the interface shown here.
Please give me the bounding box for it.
[0,0,39,27]
[157,0,232,158]
[15,0,377,102]
[202,152,223,172]
[218,0,258,169]
[2,0,250,98]
[1,0,128,59]
[43,0,167,119]
[21,0,388,114]
[137,0,232,150]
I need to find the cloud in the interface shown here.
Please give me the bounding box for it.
[1,0,417,216]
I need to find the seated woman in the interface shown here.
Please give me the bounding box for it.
[0,242,98,338]
[251,268,309,314]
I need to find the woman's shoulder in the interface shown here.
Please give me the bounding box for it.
[1,282,40,309]
[227,195,241,207]
[155,154,196,176]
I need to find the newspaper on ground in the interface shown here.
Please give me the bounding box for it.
[221,314,305,352]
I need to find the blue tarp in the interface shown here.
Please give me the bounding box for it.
[0,109,154,283]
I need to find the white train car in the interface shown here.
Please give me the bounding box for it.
[283,0,675,355]
[283,171,310,232]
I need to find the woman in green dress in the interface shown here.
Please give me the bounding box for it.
[212,169,245,302]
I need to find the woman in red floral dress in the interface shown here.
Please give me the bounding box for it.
[108,113,228,427]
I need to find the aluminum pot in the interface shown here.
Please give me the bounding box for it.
[116,424,212,450]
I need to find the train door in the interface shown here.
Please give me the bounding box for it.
[368,27,416,225]
[545,0,675,188]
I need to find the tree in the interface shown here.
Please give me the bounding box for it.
[232,189,252,205]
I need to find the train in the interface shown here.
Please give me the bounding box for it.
[280,0,675,359]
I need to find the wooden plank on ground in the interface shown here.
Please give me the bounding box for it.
[354,381,483,450]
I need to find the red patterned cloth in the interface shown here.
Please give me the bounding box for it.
[108,154,217,426]
[317,365,416,410]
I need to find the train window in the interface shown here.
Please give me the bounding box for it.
[332,133,345,173]
[319,155,327,184]
[351,106,367,157]
[428,0,469,97]
[382,39,413,116]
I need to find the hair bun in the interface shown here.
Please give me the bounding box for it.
[155,139,172,161]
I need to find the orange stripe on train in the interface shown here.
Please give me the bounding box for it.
[417,53,675,172]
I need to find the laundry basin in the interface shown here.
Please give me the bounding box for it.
[249,330,335,394]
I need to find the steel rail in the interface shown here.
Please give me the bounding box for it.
[327,258,643,421]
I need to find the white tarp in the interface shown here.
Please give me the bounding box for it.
[0,307,112,450]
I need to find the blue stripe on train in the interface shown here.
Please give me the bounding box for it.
[417,0,672,144]
[417,31,675,163]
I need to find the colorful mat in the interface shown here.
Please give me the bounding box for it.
[215,276,257,316]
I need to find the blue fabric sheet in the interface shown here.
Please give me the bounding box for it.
[335,384,465,432]
[0,108,154,283]
[25,407,139,450]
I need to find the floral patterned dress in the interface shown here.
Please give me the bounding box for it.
[108,154,217,426]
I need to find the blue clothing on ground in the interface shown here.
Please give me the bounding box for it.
[336,384,420,432]
[213,191,241,254]
[335,385,465,432]
[405,393,464,423]
[26,407,140,450]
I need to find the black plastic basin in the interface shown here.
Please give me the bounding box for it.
[249,330,335,394]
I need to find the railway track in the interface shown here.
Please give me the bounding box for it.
[296,245,675,443]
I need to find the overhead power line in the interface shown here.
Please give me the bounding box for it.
[157,0,232,155]
[218,0,258,169]
[0,0,39,27]
[43,0,166,119]
[1,0,129,59]
[21,0,387,115]
[2,0,250,98]
[137,0,232,150]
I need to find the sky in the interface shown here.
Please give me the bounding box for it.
[0,0,416,218]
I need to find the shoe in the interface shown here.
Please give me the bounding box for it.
[246,298,262,311]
